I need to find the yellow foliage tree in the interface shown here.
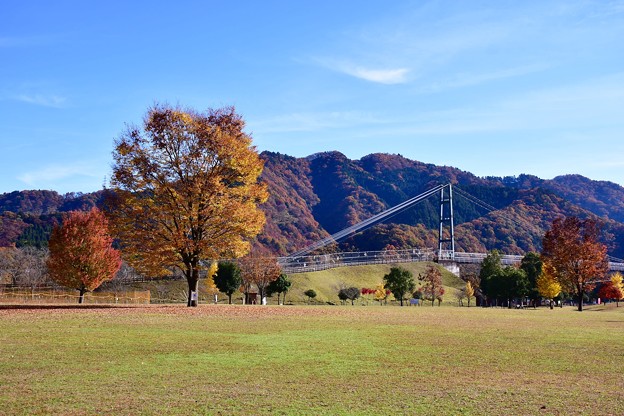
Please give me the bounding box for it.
[465,281,474,307]
[611,272,624,307]
[611,272,624,292]
[203,262,219,303]
[374,283,388,304]
[107,105,268,307]
[537,263,561,309]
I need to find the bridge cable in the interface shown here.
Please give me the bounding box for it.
[286,183,447,258]
[454,187,624,265]
[453,186,538,233]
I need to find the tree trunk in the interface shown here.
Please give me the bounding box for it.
[228,293,232,304]
[549,300,553,309]
[187,268,199,307]
[577,290,583,312]
[400,297,403,306]
[78,287,86,304]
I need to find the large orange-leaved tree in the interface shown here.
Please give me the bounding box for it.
[541,216,608,311]
[47,207,122,303]
[107,104,268,306]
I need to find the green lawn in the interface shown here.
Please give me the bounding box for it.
[1,304,622,415]
[287,262,463,304]
[132,262,464,305]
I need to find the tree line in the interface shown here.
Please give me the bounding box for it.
[473,217,622,311]
[2,104,271,305]
[2,104,622,310]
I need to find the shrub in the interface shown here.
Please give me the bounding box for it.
[304,289,317,303]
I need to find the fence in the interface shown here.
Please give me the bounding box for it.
[0,288,151,305]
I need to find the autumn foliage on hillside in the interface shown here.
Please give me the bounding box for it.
[256,152,328,255]
[258,151,624,257]
[4,151,624,258]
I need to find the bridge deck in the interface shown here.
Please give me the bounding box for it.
[278,248,624,274]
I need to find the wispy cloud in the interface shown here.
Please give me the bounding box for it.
[251,110,390,134]
[13,94,67,108]
[321,72,624,140]
[309,1,624,93]
[341,66,410,84]
[313,57,410,84]
[18,162,99,187]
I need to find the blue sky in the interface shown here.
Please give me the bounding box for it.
[1,0,623,194]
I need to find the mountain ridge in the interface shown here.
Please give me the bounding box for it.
[2,151,624,258]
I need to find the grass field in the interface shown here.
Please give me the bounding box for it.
[286,262,463,304]
[1,303,623,415]
[129,262,464,305]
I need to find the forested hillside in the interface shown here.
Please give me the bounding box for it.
[2,152,624,258]
[0,191,102,248]
[256,151,624,257]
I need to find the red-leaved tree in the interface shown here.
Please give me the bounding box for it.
[541,217,609,312]
[419,264,445,306]
[47,208,122,303]
[598,282,623,307]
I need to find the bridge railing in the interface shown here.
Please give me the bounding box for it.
[278,249,533,274]
[452,252,524,265]
[609,262,624,271]
[278,248,436,274]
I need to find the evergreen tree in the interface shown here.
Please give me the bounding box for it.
[384,266,416,306]
[213,261,242,304]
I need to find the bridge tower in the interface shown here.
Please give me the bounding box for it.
[438,183,455,261]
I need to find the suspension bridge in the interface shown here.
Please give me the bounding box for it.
[277,183,624,275]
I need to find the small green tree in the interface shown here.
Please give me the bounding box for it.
[480,250,502,305]
[384,266,415,306]
[498,267,529,308]
[267,273,292,305]
[338,288,349,304]
[338,287,360,305]
[520,252,542,306]
[213,261,242,304]
[304,289,317,303]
